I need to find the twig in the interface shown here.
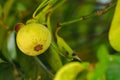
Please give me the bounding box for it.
[60,2,116,26]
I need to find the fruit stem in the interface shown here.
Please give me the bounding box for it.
[33,0,66,21]
[32,0,49,19]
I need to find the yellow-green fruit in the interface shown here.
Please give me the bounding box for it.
[54,62,85,80]
[109,0,120,51]
[16,23,51,56]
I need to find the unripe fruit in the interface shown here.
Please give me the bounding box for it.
[109,0,120,52]
[16,23,51,56]
[54,62,85,80]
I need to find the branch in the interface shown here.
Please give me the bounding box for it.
[60,2,116,26]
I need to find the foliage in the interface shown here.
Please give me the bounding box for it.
[0,0,120,80]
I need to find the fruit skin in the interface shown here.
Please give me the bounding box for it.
[54,62,85,80]
[109,0,120,52]
[16,23,51,56]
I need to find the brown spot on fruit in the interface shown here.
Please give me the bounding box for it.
[34,44,43,51]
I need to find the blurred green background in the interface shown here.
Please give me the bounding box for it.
[0,0,120,80]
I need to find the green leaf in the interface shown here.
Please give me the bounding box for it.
[0,27,16,61]
[106,62,120,80]
[0,26,11,61]
[0,4,2,18]
[39,42,63,73]
[2,37,12,61]
[15,51,53,80]
[3,0,15,21]
[97,44,110,64]
[55,27,74,58]
[76,70,88,80]
[0,62,15,80]
[76,62,89,80]
[0,58,5,63]
[87,44,110,80]
[0,26,7,50]
[106,54,120,80]
[16,3,26,11]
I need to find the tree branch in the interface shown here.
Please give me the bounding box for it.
[60,2,116,26]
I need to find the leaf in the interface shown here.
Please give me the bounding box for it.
[0,26,7,50]
[39,42,63,73]
[0,62,15,80]
[76,70,88,80]
[106,62,120,80]
[57,35,73,56]
[76,62,89,80]
[0,4,2,18]
[15,51,53,80]
[106,54,120,80]
[0,26,11,61]
[3,0,15,21]
[97,44,110,64]
[55,27,74,58]
[0,58,5,63]
[1,36,12,61]
[16,3,26,11]
[87,44,110,80]
[7,31,17,60]
[0,30,17,61]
